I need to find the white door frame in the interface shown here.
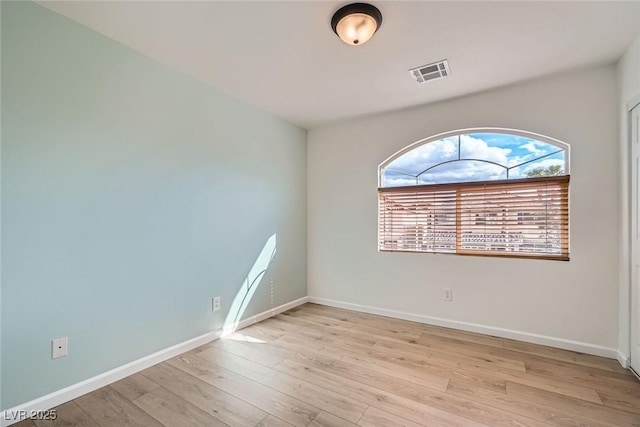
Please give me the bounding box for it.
[627,94,640,375]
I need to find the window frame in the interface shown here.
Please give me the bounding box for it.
[378,127,570,187]
[378,129,570,261]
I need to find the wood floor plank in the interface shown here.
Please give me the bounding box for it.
[274,358,487,427]
[287,309,423,341]
[270,333,450,392]
[302,304,426,335]
[374,337,602,404]
[32,401,98,427]
[260,316,375,352]
[257,415,294,427]
[140,362,267,427]
[292,317,515,377]
[596,389,640,414]
[501,371,603,404]
[418,331,640,404]
[365,348,507,393]
[309,411,359,427]
[252,319,291,336]
[272,335,453,400]
[421,332,639,392]
[301,304,378,322]
[416,333,526,371]
[420,324,505,349]
[357,406,424,427]
[283,310,355,330]
[503,339,629,374]
[303,304,502,352]
[253,322,507,393]
[228,324,286,342]
[199,345,279,384]
[167,352,320,427]
[375,336,526,373]
[132,386,227,427]
[369,338,514,383]
[327,348,451,391]
[505,381,640,426]
[185,341,216,356]
[196,346,369,422]
[446,380,612,427]
[11,420,37,427]
[271,315,380,347]
[275,358,548,427]
[261,317,326,340]
[74,386,164,427]
[110,373,161,401]
[210,337,284,367]
[523,358,640,397]
[272,313,523,377]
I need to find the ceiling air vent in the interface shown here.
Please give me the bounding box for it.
[409,60,450,84]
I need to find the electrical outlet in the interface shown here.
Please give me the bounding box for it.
[212,296,221,312]
[443,288,453,302]
[52,337,68,359]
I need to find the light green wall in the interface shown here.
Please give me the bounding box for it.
[1,2,307,409]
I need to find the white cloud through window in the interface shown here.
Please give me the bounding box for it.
[381,132,566,187]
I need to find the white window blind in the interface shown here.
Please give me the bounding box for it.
[378,176,569,260]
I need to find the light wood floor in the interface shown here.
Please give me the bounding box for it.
[16,303,640,426]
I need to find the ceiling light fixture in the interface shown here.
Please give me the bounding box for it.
[331,3,382,46]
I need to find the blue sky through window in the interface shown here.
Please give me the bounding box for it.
[381,132,566,187]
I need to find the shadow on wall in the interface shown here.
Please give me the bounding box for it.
[223,234,277,335]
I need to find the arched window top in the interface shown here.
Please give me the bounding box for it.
[379,128,570,187]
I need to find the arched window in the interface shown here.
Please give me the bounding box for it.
[378,129,569,260]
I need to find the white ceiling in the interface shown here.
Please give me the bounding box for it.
[40,1,640,129]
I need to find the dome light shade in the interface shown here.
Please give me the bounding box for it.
[331,3,382,46]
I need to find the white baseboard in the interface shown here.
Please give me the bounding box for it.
[1,296,309,427]
[308,296,620,361]
[223,296,309,335]
[617,351,630,368]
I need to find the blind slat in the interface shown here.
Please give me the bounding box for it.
[378,176,569,260]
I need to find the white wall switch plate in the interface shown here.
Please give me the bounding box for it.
[52,337,68,359]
